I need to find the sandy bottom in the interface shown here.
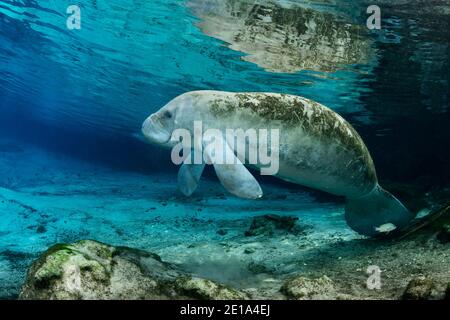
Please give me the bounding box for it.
[0,139,448,299]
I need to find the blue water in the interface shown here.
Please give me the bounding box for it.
[0,0,449,298]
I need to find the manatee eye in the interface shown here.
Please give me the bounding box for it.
[163,111,173,119]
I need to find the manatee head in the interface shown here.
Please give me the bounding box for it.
[141,93,194,146]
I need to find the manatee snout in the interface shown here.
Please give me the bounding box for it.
[141,113,172,145]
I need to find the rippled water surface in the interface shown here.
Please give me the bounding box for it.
[1,1,449,178]
[0,0,445,128]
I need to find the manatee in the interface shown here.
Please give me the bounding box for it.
[141,91,415,237]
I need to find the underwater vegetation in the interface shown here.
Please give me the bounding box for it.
[0,0,449,300]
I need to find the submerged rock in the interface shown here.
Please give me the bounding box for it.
[174,277,248,300]
[247,261,270,274]
[216,229,228,236]
[245,214,306,237]
[402,276,434,300]
[280,275,335,300]
[19,240,248,300]
[36,225,47,234]
[437,224,450,244]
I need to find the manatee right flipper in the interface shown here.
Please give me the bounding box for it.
[178,162,205,196]
[203,135,263,200]
[345,184,416,237]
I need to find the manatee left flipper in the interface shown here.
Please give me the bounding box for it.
[178,162,205,196]
[213,163,263,199]
[203,136,263,200]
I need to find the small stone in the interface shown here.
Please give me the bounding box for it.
[247,262,268,274]
[36,225,47,234]
[216,229,227,236]
[402,276,434,300]
[244,248,255,254]
[174,277,248,300]
[245,214,306,237]
[281,275,335,300]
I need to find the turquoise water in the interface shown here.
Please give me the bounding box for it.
[0,0,449,298]
[0,0,374,135]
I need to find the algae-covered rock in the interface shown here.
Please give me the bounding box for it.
[280,275,335,300]
[402,276,434,300]
[19,240,248,300]
[174,277,248,300]
[245,214,306,237]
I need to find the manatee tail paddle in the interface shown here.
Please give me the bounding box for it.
[345,184,416,237]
